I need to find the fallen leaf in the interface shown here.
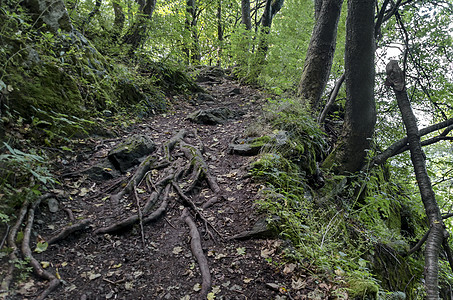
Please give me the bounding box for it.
[88,273,101,280]
[61,262,68,267]
[283,263,297,274]
[236,247,246,255]
[34,241,48,253]
[193,283,202,291]
[125,282,134,290]
[112,263,122,268]
[292,278,306,290]
[243,278,253,283]
[79,187,89,197]
[260,248,274,258]
[173,246,183,255]
[215,253,226,259]
[41,261,50,268]
[207,292,216,300]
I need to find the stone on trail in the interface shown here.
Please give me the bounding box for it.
[187,107,242,125]
[108,134,156,173]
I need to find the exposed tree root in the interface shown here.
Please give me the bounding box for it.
[21,194,60,300]
[88,129,222,297]
[47,219,92,245]
[181,208,212,299]
[110,155,157,203]
[1,200,29,292]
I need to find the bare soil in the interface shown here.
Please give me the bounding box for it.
[2,70,340,300]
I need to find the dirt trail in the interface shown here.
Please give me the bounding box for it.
[10,69,331,300]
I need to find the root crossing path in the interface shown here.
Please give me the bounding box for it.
[10,70,328,299]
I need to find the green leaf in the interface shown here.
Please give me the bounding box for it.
[34,241,48,253]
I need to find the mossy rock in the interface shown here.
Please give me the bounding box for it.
[348,278,379,299]
[7,63,84,119]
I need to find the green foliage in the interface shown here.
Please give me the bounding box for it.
[10,258,33,281]
[30,108,94,145]
[0,142,54,217]
[263,98,326,173]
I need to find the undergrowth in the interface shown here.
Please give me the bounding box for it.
[250,98,426,298]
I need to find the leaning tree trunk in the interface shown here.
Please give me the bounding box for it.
[386,60,444,300]
[297,0,343,111]
[322,0,376,173]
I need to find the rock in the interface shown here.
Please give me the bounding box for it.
[194,66,225,83]
[47,198,59,213]
[187,107,241,125]
[83,160,120,181]
[231,216,279,240]
[108,135,156,173]
[229,143,262,156]
[229,132,288,156]
[196,93,216,103]
[229,87,241,95]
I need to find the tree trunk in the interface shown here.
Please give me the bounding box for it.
[112,0,125,41]
[386,60,444,300]
[322,0,376,173]
[184,0,201,64]
[217,0,223,66]
[122,0,156,52]
[297,0,343,111]
[241,0,252,30]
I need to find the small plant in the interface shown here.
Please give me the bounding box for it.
[10,258,33,281]
[30,107,94,145]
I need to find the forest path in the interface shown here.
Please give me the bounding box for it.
[19,69,332,300]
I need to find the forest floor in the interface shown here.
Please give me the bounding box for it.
[3,68,342,300]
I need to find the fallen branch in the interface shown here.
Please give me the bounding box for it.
[47,219,92,245]
[181,208,211,299]
[318,73,345,124]
[369,117,453,168]
[403,229,430,257]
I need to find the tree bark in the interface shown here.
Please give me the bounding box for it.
[241,0,252,30]
[122,0,157,52]
[386,59,444,300]
[183,0,201,64]
[322,0,376,173]
[112,0,125,41]
[297,0,343,111]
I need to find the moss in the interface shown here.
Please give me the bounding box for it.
[348,278,379,299]
[7,63,84,118]
[250,135,271,147]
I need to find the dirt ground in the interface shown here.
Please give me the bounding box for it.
[2,69,340,300]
